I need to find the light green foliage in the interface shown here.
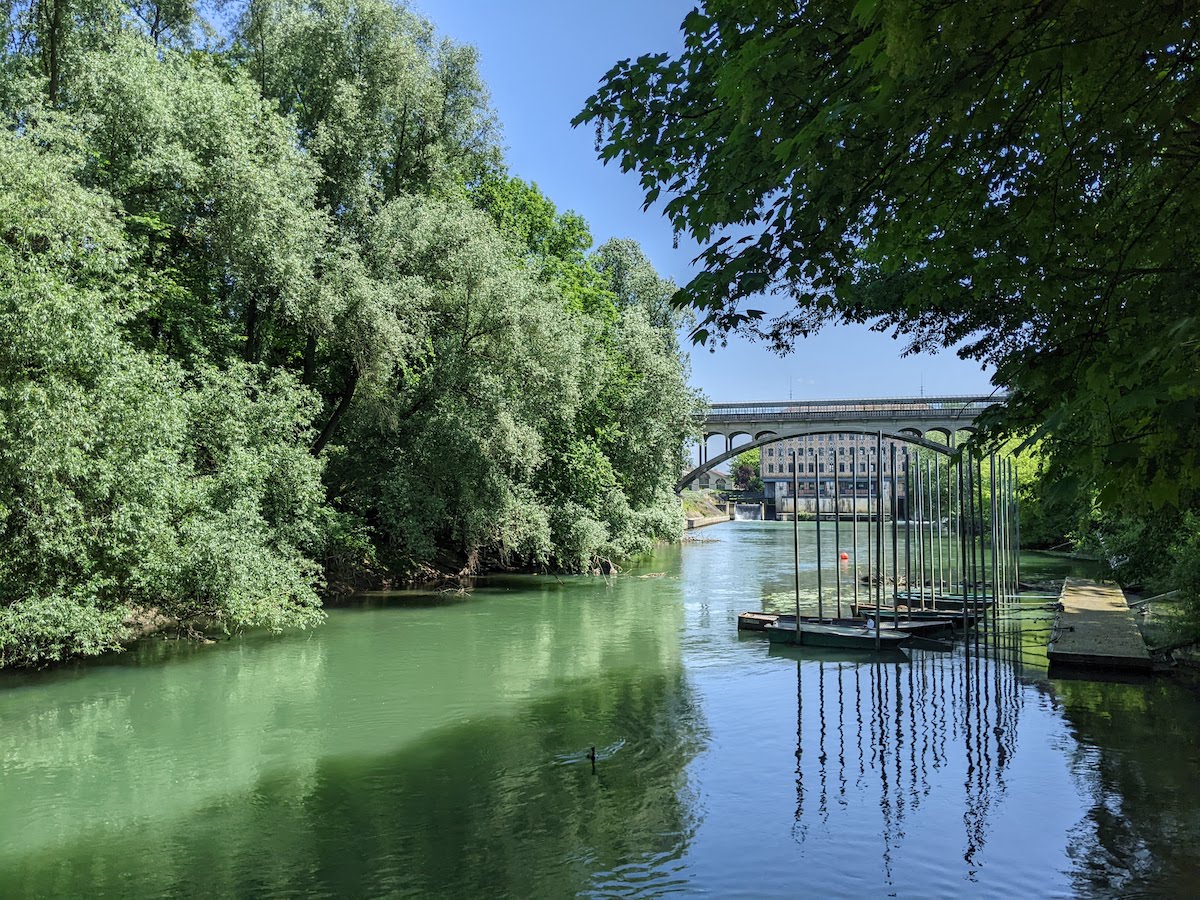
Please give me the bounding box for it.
[0,129,326,666]
[578,1,1199,597]
[238,0,499,216]
[0,0,699,666]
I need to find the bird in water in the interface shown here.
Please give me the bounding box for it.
[587,746,597,774]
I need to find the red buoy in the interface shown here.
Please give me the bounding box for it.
[840,552,849,560]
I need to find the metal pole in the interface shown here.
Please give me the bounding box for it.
[890,442,900,627]
[948,447,956,595]
[903,448,912,608]
[966,454,978,650]
[958,454,969,640]
[977,454,987,635]
[868,444,878,614]
[876,431,884,647]
[833,446,842,618]
[925,457,934,600]
[793,448,801,624]
[816,448,824,622]
[931,458,940,600]
[1013,464,1021,590]
[852,444,859,612]
[1006,458,1015,607]
[990,455,1000,621]
[915,452,926,610]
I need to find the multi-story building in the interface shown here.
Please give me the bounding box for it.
[761,434,910,518]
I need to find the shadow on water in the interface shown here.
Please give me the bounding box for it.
[1054,677,1200,896]
[0,668,705,899]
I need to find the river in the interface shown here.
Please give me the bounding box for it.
[2,521,1199,897]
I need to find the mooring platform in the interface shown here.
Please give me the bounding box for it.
[1047,577,1152,673]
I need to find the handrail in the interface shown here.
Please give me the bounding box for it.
[702,395,1004,422]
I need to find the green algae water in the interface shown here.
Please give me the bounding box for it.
[3,522,1200,897]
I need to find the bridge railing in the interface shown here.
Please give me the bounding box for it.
[703,395,1004,423]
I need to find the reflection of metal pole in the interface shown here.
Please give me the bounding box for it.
[792,448,801,624]
[833,446,842,618]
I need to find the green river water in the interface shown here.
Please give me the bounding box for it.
[3,521,1200,897]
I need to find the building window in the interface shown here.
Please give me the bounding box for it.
[819,463,825,473]
[767,447,774,457]
[789,463,795,472]
[839,463,845,473]
[767,464,774,473]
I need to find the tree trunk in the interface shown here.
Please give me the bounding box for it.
[311,365,359,457]
[302,333,318,386]
[245,295,259,362]
[44,0,64,105]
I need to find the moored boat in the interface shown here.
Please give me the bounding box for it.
[892,591,995,611]
[851,603,978,629]
[764,620,912,650]
[741,611,953,637]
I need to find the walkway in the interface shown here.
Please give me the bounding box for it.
[1047,577,1152,673]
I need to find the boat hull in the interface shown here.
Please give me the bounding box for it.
[743,612,954,638]
[892,592,995,611]
[852,604,977,628]
[765,621,911,649]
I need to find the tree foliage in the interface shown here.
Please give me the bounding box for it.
[578,0,1200,594]
[0,0,699,665]
[731,448,761,492]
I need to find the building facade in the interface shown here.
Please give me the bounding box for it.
[761,434,913,517]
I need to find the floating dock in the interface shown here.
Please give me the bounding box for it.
[1047,577,1152,674]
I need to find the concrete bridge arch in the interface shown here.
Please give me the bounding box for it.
[682,395,999,492]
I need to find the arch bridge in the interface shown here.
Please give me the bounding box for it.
[680,394,1004,492]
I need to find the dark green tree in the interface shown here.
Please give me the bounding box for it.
[577,0,1200,587]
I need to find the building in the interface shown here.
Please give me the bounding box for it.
[696,467,731,491]
[761,434,913,517]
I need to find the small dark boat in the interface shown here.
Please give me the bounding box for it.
[892,591,995,611]
[737,611,781,631]
[740,611,953,637]
[851,603,978,629]
[764,620,911,650]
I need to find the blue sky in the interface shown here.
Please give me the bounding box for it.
[416,0,996,403]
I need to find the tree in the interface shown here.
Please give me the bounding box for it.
[0,126,328,666]
[577,0,1200,577]
[731,448,761,492]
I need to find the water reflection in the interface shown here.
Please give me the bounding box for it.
[773,618,1039,889]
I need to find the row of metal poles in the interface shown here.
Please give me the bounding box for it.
[789,432,1022,635]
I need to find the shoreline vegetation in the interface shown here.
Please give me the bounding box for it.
[0,0,701,668]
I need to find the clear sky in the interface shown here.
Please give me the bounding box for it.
[416,0,997,403]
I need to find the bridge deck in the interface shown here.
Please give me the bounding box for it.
[1047,577,1151,673]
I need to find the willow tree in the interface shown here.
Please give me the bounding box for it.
[577,0,1200,568]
